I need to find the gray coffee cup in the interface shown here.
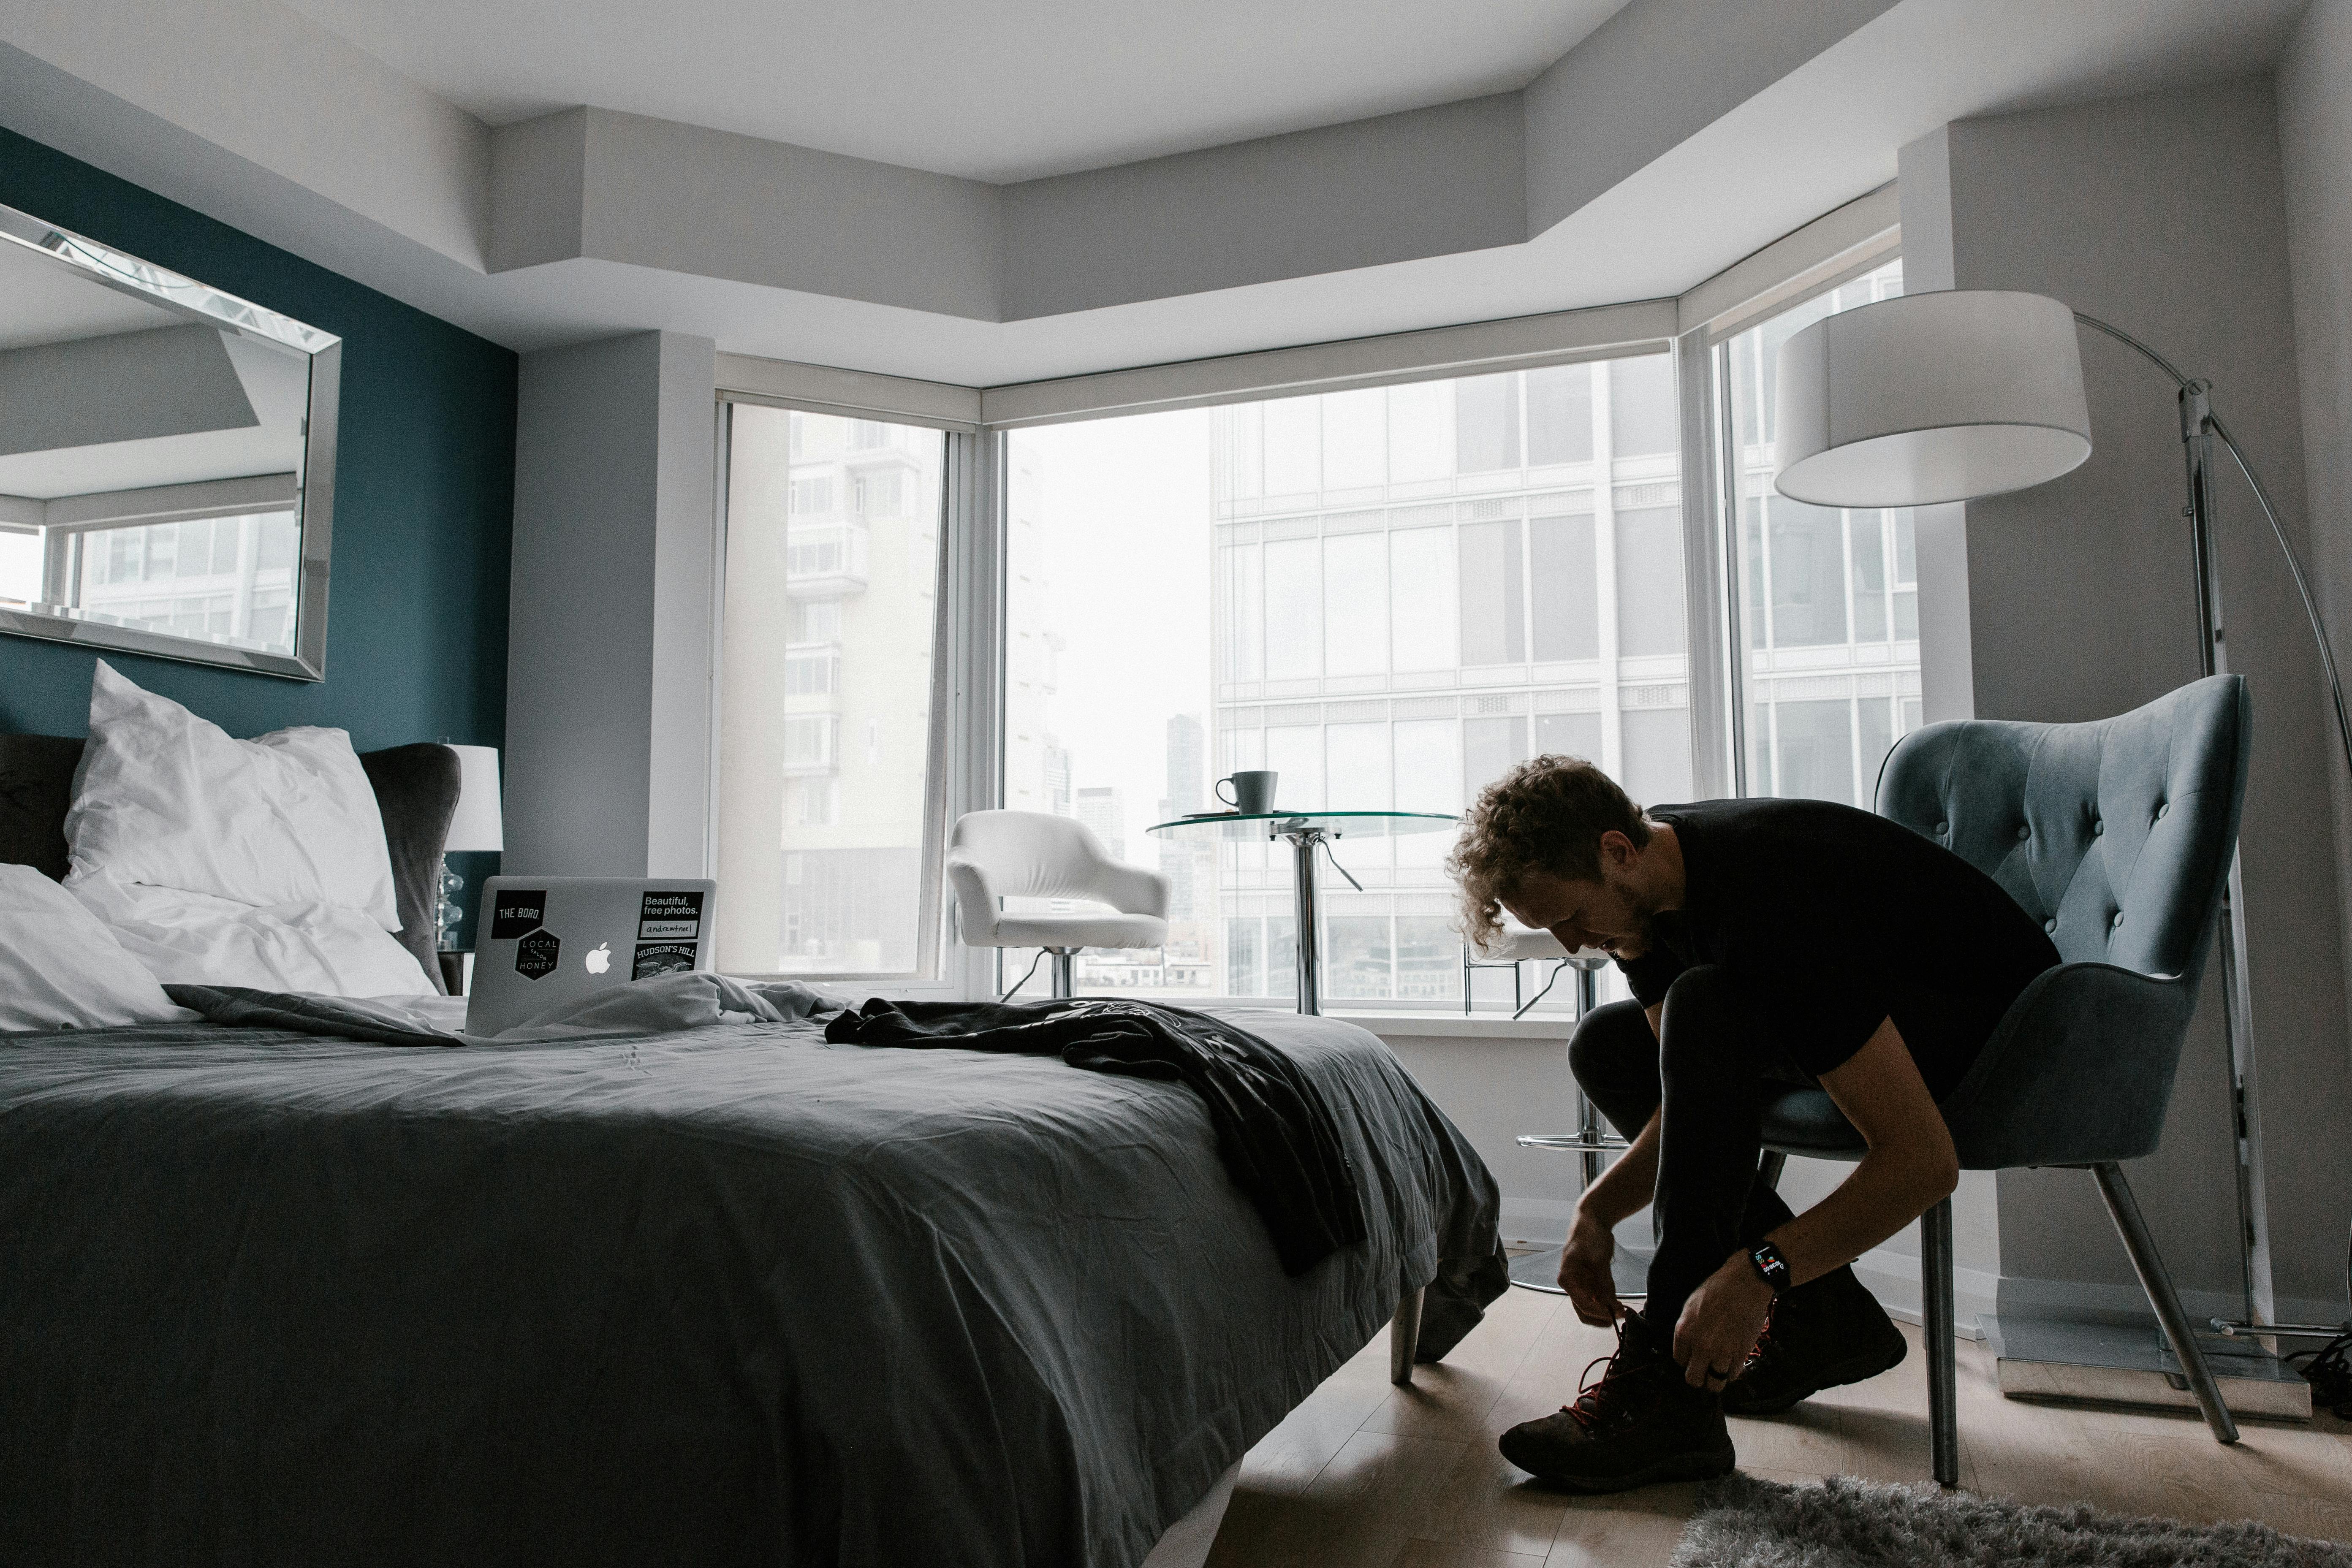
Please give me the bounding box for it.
[1217,770,1278,814]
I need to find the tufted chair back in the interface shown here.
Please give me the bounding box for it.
[1875,675,2250,987]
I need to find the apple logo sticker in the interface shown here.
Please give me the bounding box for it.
[585,942,612,976]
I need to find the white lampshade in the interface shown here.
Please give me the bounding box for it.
[443,744,504,852]
[1773,290,2094,507]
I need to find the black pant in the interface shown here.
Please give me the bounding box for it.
[1568,966,1814,1335]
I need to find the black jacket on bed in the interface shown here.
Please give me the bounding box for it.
[824,997,1368,1275]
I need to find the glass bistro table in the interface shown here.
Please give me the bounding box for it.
[1144,810,1457,1016]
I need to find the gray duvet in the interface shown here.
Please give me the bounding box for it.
[0,1006,1502,1568]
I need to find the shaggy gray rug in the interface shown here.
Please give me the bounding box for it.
[1671,1473,2352,1568]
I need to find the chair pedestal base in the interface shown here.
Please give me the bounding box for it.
[1505,1242,1651,1299]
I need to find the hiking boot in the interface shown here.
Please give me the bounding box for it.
[1720,1264,1909,1416]
[1497,1310,1736,1493]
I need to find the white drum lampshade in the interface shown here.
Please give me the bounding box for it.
[1773,290,2094,507]
[443,744,504,853]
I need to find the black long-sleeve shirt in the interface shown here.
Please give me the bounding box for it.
[1618,798,2061,1098]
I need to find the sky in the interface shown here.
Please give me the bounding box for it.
[1009,407,1215,861]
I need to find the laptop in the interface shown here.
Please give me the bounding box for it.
[466,876,718,1035]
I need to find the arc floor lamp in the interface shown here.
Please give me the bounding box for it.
[1773,289,2352,1354]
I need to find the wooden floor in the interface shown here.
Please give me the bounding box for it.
[1203,1282,2352,1568]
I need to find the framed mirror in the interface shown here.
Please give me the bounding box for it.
[0,200,341,680]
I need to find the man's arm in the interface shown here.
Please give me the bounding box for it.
[1670,1017,1958,1386]
[1765,1019,1961,1285]
[1556,1003,1665,1325]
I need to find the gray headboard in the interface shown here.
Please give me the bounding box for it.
[0,734,462,994]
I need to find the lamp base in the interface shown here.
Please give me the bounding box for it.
[1987,1313,2310,1420]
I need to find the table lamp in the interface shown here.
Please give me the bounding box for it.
[437,743,504,950]
[1771,288,2352,1350]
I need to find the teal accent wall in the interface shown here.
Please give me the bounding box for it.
[0,128,515,941]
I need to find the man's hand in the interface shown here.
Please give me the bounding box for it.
[1557,1210,1624,1327]
[1672,1251,1775,1391]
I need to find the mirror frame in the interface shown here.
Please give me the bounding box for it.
[0,201,342,681]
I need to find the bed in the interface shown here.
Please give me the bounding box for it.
[0,733,1506,1568]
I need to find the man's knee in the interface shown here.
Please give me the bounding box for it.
[1568,998,1656,1096]
[1658,965,1746,1077]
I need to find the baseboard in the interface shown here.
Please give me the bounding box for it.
[1996,1274,2347,1333]
[1852,1248,1996,1341]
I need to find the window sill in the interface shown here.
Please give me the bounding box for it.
[1328,1010,1577,1042]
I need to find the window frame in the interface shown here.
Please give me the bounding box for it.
[1701,250,1914,806]
[709,394,984,996]
[705,190,1900,1006]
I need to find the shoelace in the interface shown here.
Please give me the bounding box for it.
[1561,1311,1779,1427]
[1736,1300,1779,1377]
[1562,1321,1645,1431]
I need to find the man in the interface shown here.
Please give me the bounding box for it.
[1448,755,2059,1493]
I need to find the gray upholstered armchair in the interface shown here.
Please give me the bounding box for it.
[1757,674,2252,1486]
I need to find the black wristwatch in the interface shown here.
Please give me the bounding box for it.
[1748,1241,1793,1295]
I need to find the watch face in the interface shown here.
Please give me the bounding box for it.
[1751,1245,1791,1288]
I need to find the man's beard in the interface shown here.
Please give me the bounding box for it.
[1605,876,1664,957]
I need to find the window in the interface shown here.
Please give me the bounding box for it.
[0,529,39,608]
[1719,259,1918,807]
[716,405,947,977]
[784,646,838,697]
[1001,351,1687,1004]
[41,511,302,655]
[850,468,907,518]
[782,713,838,771]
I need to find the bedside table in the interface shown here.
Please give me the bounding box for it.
[436,950,473,997]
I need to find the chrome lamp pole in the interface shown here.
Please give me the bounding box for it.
[2072,312,2352,1347]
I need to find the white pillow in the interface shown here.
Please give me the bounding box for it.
[68,873,435,997]
[65,662,401,931]
[0,865,195,1031]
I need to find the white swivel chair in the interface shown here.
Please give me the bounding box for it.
[1461,918,1577,1017]
[947,811,1172,998]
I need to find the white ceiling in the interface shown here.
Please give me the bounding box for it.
[282,0,1632,183]
[0,0,2313,388]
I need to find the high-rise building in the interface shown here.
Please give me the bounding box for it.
[1203,358,1698,1002]
[1074,786,1125,865]
[1165,712,1207,815]
[1157,714,1215,925]
[1043,743,1072,818]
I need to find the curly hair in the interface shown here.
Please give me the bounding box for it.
[1447,754,1651,955]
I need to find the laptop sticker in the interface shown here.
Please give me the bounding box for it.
[637,890,705,941]
[633,941,697,980]
[491,890,548,941]
[516,928,560,980]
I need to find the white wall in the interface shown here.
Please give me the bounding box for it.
[2277,4,2352,1328]
[1372,1025,1588,1246]
[505,330,717,879]
[1901,79,2352,1327]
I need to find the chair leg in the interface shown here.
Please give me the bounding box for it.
[1390,1285,1425,1385]
[1756,1150,1787,1190]
[1920,1196,1960,1487]
[1049,949,1076,999]
[2090,1162,2239,1445]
